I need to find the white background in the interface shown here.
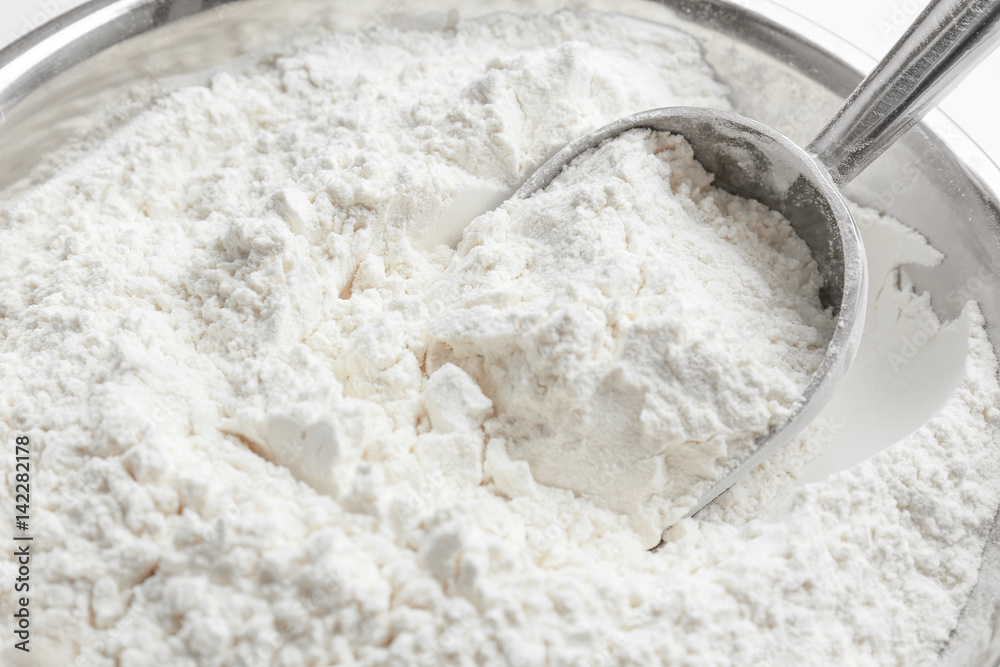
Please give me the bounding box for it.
[2,0,999,164]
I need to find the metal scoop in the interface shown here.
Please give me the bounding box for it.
[514,0,1000,519]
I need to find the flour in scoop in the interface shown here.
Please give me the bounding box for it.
[0,10,998,667]
[431,128,833,547]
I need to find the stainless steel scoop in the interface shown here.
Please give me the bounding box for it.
[514,0,1000,519]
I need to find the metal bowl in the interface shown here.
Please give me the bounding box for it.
[2,0,998,664]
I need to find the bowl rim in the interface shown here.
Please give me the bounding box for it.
[2,0,999,205]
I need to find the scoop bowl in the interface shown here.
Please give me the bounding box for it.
[516,106,866,517]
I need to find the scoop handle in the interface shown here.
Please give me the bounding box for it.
[807,0,1000,187]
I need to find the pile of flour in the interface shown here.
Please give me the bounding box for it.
[431,128,833,547]
[1,10,998,667]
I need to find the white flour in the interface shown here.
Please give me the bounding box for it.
[431,128,833,547]
[0,10,998,667]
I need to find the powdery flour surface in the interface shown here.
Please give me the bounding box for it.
[0,11,997,667]
[431,128,833,548]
